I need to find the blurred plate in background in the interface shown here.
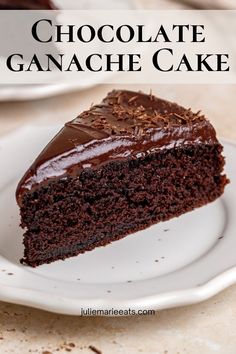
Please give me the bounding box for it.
[0,0,135,102]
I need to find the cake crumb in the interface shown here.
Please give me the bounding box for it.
[89,345,102,354]
[42,351,52,354]
[68,343,75,348]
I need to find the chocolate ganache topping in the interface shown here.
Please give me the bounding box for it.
[16,90,217,204]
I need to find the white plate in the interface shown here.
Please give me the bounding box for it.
[0,0,135,102]
[0,125,235,315]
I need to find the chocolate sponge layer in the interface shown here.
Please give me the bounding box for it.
[20,143,227,267]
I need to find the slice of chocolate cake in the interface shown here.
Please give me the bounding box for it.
[16,90,229,267]
[0,0,56,9]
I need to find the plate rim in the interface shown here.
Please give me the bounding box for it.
[0,265,236,315]
[0,128,235,315]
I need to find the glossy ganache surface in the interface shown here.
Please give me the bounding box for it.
[16,90,218,204]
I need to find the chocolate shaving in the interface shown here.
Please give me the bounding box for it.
[128,95,138,103]
[89,345,102,354]
[71,90,205,137]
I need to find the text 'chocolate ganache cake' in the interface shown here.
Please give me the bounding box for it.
[16,90,229,267]
[0,0,56,9]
